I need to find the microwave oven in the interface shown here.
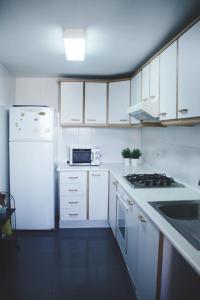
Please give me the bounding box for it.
[69,146,101,166]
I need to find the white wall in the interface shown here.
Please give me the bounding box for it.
[0,64,15,107]
[141,126,200,189]
[0,64,15,192]
[58,127,141,163]
[15,77,141,163]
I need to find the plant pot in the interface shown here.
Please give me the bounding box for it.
[131,158,139,168]
[123,158,130,167]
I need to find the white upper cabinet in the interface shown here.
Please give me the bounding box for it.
[160,41,177,120]
[141,64,150,106]
[89,171,108,220]
[85,82,107,124]
[130,72,141,124]
[60,82,83,124]
[178,21,200,119]
[149,56,160,116]
[108,80,130,124]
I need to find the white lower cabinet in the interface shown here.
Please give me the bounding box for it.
[59,170,109,226]
[59,171,87,222]
[127,204,160,300]
[89,171,109,220]
[136,211,159,300]
[108,174,117,236]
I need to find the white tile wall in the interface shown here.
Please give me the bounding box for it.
[57,124,141,163]
[141,126,200,189]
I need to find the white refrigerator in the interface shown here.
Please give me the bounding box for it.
[9,106,55,230]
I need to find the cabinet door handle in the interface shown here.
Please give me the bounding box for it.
[142,98,148,102]
[69,213,78,216]
[71,118,80,121]
[87,118,96,122]
[138,215,146,223]
[69,201,79,204]
[150,95,155,99]
[178,109,188,114]
[68,176,78,179]
[159,112,167,117]
[68,189,78,192]
[128,199,134,205]
[120,119,128,122]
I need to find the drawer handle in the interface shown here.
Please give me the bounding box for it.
[120,119,128,122]
[178,109,188,114]
[68,189,78,192]
[69,213,78,216]
[91,174,101,177]
[128,199,134,205]
[138,215,146,223]
[142,98,148,102]
[69,201,79,204]
[71,118,80,122]
[150,95,155,99]
[68,176,78,179]
[159,112,167,116]
[87,118,96,122]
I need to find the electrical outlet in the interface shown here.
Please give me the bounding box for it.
[154,151,161,159]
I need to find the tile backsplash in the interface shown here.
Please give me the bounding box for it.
[57,126,141,163]
[141,126,200,189]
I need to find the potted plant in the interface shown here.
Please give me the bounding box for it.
[131,148,142,167]
[121,148,131,166]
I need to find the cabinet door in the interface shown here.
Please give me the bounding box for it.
[127,202,140,284]
[85,82,107,124]
[89,171,108,220]
[60,82,83,124]
[108,80,130,124]
[160,41,177,120]
[108,174,117,236]
[141,64,150,107]
[130,72,141,124]
[136,211,159,300]
[149,56,159,117]
[178,21,200,118]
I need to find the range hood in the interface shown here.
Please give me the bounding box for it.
[127,102,159,121]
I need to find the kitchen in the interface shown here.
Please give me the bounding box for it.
[0,1,200,300]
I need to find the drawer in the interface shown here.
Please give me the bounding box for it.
[60,196,86,209]
[60,207,86,221]
[60,183,87,196]
[60,172,87,184]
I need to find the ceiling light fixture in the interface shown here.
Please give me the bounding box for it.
[64,29,86,61]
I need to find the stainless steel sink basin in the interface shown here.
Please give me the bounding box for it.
[159,202,200,220]
[149,200,200,250]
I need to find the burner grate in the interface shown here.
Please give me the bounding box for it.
[125,173,177,188]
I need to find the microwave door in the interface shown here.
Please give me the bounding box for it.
[72,149,91,165]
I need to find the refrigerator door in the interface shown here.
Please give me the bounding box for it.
[9,141,55,229]
[9,106,54,142]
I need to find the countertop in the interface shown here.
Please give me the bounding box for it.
[57,162,200,275]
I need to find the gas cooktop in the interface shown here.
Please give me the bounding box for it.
[124,173,184,188]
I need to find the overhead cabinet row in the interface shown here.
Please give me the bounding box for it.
[60,80,130,125]
[130,20,200,121]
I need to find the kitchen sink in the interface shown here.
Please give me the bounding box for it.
[149,200,200,250]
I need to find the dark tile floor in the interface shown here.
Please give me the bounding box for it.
[0,228,137,300]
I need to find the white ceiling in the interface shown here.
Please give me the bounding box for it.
[0,0,199,77]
